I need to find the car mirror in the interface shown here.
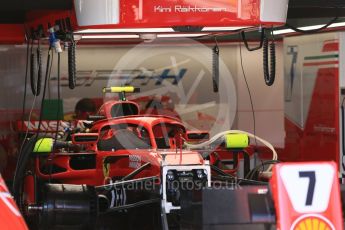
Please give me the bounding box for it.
[186,131,210,142]
[72,133,99,145]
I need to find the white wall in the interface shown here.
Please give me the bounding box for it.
[235,43,285,147]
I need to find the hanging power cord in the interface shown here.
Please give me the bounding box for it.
[15,25,75,205]
[54,52,61,141]
[14,47,53,203]
[34,50,54,157]
[18,36,31,155]
[17,97,38,174]
[36,48,53,136]
[17,98,38,176]
[239,29,276,171]
[240,29,265,51]
[245,160,280,180]
[238,35,261,165]
[212,37,219,93]
[16,36,38,201]
[15,34,41,195]
[49,52,62,182]
[39,25,69,182]
[285,16,339,34]
[341,97,345,175]
[263,29,276,86]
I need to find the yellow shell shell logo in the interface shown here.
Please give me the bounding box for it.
[292,216,334,230]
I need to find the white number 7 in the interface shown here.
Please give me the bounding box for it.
[299,171,316,206]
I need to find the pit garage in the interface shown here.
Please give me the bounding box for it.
[0,1,344,229]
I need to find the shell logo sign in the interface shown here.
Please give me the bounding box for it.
[270,162,343,230]
[291,215,335,230]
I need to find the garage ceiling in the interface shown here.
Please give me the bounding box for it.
[288,0,345,18]
[1,0,344,44]
[0,0,344,24]
[0,0,72,23]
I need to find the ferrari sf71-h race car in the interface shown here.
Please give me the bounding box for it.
[12,87,293,230]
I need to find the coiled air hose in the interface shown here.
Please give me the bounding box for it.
[68,41,77,89]
[212,44,219,93]
[30,40,42,96]
[263,32,276,86]
[241,28,276,86]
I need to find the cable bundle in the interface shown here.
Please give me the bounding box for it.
[263,32,276,86]
[30,41,42,96]
[68,42,77,89]
[212,45,219,93]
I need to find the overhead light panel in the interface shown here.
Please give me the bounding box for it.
[158,33,206,38]
[273,28,294,35]
[76,28,175,33]
[81,34,207,39]
[76,27,248,34]
[82,35,140,39]
[202,26,247,31]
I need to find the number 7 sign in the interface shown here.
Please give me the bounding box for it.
[270,162,343,230]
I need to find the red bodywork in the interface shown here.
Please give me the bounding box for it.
[17,99,238,203]
[0,175,28,230]
[33,115,205,187]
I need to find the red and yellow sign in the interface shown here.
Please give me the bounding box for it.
[270,162,343,230]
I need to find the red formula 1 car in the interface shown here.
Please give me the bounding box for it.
[12,87,344,230]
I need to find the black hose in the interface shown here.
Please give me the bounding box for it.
[241,29,265,52]
[285,16,338,34]
[29,40,42,96]
[36,50,52,134]
[49,52,61,182]
[212,44,219,93]
[341,98,345,174]
[53,52,61,141]
[263,32,276,86]
[37,41,42,93]
[103,198,161,213]
[237,178,268,185]
[15,38,30,198]
[16,40,36,189]
[68,42,77,89]
[14,48,53,206]
[29,52,36,95]
[20,39,30,142]
[13,134,39,203]
[245,160,280,180]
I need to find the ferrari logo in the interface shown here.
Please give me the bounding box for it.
[292,215,335,230]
